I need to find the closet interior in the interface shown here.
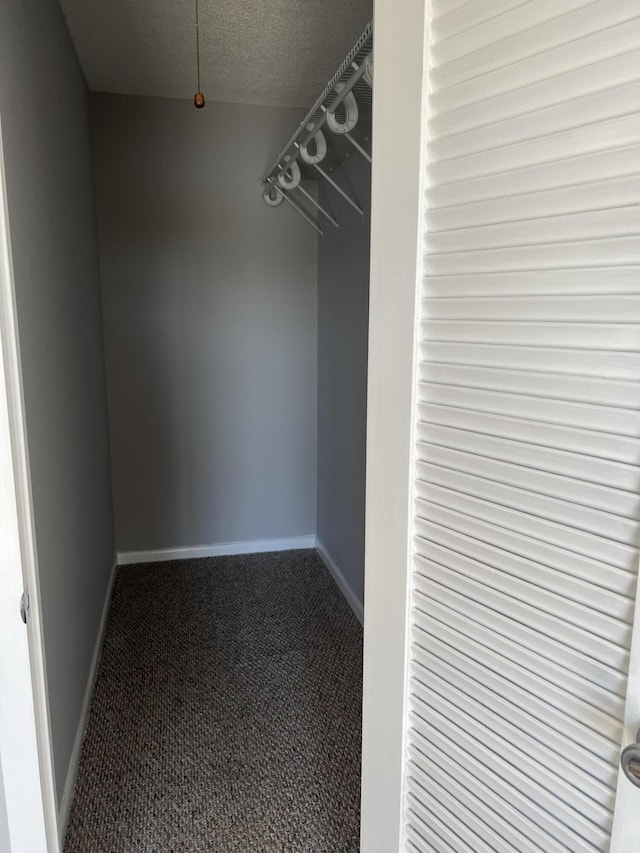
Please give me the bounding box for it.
[0,1,372,850]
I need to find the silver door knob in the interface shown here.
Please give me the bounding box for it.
[621,729,640,788]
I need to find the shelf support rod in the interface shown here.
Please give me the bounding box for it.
[267,181,324,236]
[312,165,364,217]
[344,132,372,163]
[294,184,340,229]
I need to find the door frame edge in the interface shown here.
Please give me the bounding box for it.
[0,114,61,853]
[360,1,431,850]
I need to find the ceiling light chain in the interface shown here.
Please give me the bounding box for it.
[194,0,205,108]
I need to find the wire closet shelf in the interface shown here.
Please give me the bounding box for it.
[260,21,373,236]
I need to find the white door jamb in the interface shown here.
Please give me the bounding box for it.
[0,115,60,853]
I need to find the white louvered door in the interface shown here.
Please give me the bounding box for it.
[404,1,640,850]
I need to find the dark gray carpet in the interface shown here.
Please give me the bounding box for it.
[64,550,363,852]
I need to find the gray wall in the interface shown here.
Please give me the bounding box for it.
[91,95,318,553]
[317,154,371,606]
[0,0,115,804]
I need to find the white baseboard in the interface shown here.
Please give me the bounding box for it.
[316,538,364,625]
[117,535,317,566]
[58,555,118,844]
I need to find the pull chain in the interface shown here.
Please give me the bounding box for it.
[194,0,205,108]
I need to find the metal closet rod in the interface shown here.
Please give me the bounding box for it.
[260,21,373,184]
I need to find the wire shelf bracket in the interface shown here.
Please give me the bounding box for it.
[260,21,373,235]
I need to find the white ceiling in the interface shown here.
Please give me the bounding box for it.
[59,0,372,107]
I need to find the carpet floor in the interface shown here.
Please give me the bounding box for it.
[63,549,363,852]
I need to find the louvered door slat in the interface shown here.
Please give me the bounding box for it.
[429,114,640,185]
[426,238,640,273]
[413,587,628,711]
[417,421,640,489]
[410,708,605,849]
[412,657,616,804]
[408,739,563,851]
[424,295,640,322]
[411,678,613,830]
[420,341,640,380]
[430,0,640,89]
[407,764,519,852]
[429,177,640,231]
[418,440,640,518]
[416,459,640,549]
[419,362,640,408]
[430,16,640,114]
[412,646,620,782]
[420,381,640,434]
[416,497,636,592]
[415,480,638,571]
[407,782,496,852]
[416,516,633,628]
[414,541,631,648]
[430,81,640,162]
[404,3,640,849]
[420,400,640,456]
[431,0,595,67]
[427,209,640,252]
[431,48,640,136]
[429,146,640,209]
[421,319,640,348]
[413,610,625,751]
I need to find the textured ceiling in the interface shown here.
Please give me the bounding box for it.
[58,0,373,107]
